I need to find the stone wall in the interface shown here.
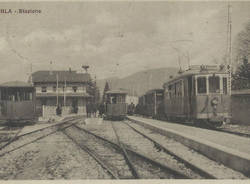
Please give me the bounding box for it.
[231,94,250,125]
[42,105,57,117]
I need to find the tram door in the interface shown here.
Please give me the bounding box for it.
[188,76,193,117]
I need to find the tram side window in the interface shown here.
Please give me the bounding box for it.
[168,85,172,98]
[197,77,207,94]
[209,76,220,93]
[223,77,227,94]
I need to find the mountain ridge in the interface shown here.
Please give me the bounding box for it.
[97,67,179,97]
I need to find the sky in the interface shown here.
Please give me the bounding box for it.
[0,1,250,83]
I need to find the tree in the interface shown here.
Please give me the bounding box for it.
[232,57,250,90]
[87,76,100,104]
[234,22,250,66]
[232,21,250,90]
[102,81,110,103]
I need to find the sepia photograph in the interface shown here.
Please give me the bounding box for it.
[0,1,250,182]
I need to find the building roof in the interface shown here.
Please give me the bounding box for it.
[106,89,128,95]
[32,70,91,83]
[0,81,33,88]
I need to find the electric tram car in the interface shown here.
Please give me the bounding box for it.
[0,81,36,124]
[104,90,127,120]
[163,65,230,126]
[137,65,231,126]
[136,89,164,118]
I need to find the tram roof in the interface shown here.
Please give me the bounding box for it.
[0,81,33,88]
[146,88,164,95]
[163,65,228,88]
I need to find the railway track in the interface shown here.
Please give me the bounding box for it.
[0,117,82,157]
[62,125,132,179]
[123,118,248,179]
[121,120,216,179]
[69,123,191,179]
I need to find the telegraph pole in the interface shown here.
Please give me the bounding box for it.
[227,3,232,95]
[56,73,59,106]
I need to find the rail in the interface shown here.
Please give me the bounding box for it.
[0,118,81,157]
[123,120,216,179]
[73,124,190,179]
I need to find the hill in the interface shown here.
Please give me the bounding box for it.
[97,67,179,97]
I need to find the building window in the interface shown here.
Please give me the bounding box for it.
[72,86,77,92]
[53,86,56,92]
[197,77,207,94]
[41,86,47,93]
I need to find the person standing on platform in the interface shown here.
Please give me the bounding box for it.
[86,101,91,118]
[92,103,97,118]
[98,103,105,118]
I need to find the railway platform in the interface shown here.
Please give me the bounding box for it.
[127,116,250,176]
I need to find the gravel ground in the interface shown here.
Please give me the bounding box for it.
[0,122,111,179]
[125,120,248,179]
[79,118,247,179]
[79,118,199,179]
[112,121,201,179]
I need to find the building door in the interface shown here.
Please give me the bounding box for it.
[72,98,78,113]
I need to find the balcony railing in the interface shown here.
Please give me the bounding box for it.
[36,92,91,97]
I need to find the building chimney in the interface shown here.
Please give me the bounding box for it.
[82,65,89,73]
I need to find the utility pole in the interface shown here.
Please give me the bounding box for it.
[227,3,232,95]
[173,47,182,72]
[28,63,33,84]
[56,73,59,107]
[64,79,66,107]
[186,51,191,69]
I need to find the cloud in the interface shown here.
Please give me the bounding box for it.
[0,2,249,83]
[95,11,118,26]
[0,37,7,51]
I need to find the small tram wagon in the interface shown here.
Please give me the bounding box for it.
[105,90,127,120]
[0,81,36,124]
[163,65,231,126]
[136,89,164,118]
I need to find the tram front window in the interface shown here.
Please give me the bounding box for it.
[197,77,207,94]
[209,76,220,93]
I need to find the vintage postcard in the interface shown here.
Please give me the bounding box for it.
[0,1,250,184]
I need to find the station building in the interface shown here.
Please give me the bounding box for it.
[31,69,92,117]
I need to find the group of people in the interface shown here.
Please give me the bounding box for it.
[86,102,106,118]
[127,102,136,115]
